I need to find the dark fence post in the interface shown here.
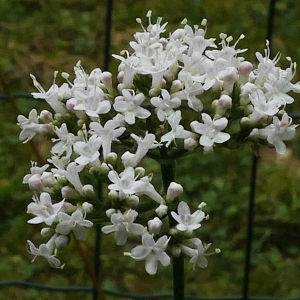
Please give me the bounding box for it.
[242,1,277,299]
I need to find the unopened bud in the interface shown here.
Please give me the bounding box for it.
[106,208,116,218]
[171,246,182,257]
[82,202,94,213]
[81,184,95,198]
[105,152,118,164]
[218,95,232,109]
[61,186,80,199]
[184,137,197,151]
[155,204,168,217]
[166,182,183,202]
[147,217,163,234]
[41,228,53,237]
[40,110,53,122]
[126,195,139,207]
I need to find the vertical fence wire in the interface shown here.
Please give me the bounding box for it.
[242,1,277,299]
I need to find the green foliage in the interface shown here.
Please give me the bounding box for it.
[0,0,300,299]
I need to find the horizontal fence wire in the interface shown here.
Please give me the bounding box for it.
[1,281,300,300]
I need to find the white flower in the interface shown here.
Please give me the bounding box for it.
[161,110,195,147]
[171,201,205,232]
[249,90,279,122]
[113,89,150,124]
[190,113,230,152]
[89,120,126,159]
[27,236,62,268]
[180,238,212,270]
[52,123,79,158]
[101,209,144,245]
[121,133,159,167]
[56,209,93,240]
[150,89,181,121]
[126,233,170,274]
[23,162,55,191]
[108,166,164,203]
[31,74,67,114]
[17,109,49,143]
[72,86,111,118]
[74,134,102,166]
[252,113,298,154]
[27,192,65,226]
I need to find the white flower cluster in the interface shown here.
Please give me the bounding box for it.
[18,12,299,273]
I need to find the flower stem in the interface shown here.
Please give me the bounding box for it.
[159,150,185,300]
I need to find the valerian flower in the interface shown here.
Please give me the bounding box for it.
[171,201,205,233]
[101,209,144,245]
[56,209,93,240]
[125,233,171,274]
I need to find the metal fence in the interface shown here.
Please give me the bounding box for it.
[0,0,300,299]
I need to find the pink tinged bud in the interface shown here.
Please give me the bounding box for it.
[147,217,163,234]
[166,182,184,202]
[184,138,198,151]
[40,110,53,122]
[61,186,81,199]
[101,71,113,89]
[238,61,253,77]
[66,98,78,112]
[218,95,232,109]
[155,204,168,217]
[28,174,43,191]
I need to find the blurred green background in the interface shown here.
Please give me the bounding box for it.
[1,0,300,299]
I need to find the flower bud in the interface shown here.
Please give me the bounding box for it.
[135,167,145,178]
[40,110,53,123]
[184,137,198,151]
[61,186,80,199]
[108,190,118,201]
[106,208,116,218]
[218,95,232,109]
[170,80,183,93]
[41,228,53,237]
[99,162,110,175]
[82,202,94,213]
[105,152,118,165]
[126,195,139,207]
[28,174,43,191]
[121,151,136,167]
[171,246,182,258]
[166,182,183,202]
[81,184,95,198]
[155,204,168,217]
[147,217,163,234]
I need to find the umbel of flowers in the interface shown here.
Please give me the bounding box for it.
[18,11,299,296]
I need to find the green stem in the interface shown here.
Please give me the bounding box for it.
[159,150,185,300]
